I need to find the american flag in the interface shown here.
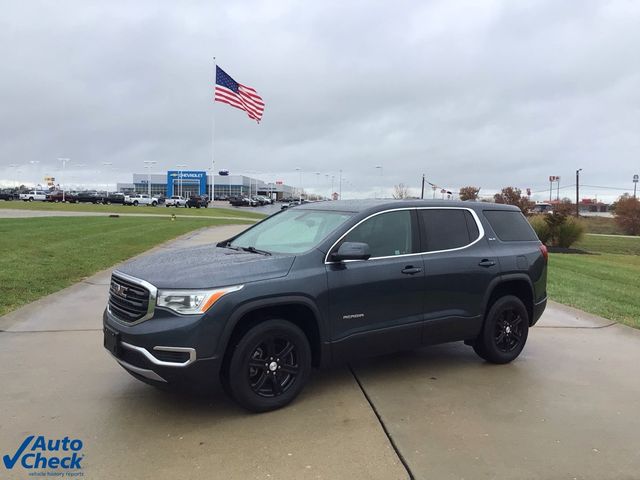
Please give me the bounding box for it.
[215,66,265,122]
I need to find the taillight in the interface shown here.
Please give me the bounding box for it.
[539,243,548,263]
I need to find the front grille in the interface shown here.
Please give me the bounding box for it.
[108,274,151,322]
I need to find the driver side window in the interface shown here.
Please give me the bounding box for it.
[341,210,415,258]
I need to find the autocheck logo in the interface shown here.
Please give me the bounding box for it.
[3,435,84,473]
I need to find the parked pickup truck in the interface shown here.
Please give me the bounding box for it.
[124,194,159,206]
[165,195,187,207]
[19,190,48,201]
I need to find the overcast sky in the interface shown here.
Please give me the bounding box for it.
[1,0,638,200]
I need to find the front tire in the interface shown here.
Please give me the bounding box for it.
[473,295,529,364]
[224,319,312,412]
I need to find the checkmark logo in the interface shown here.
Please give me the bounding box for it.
[3,435,34,469]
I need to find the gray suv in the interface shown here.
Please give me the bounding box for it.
[103,200,547,411]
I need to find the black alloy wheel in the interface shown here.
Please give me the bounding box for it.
[247,336,299,398]
[473,295,529,364]
[225,319,311,412]
[494,309,525,353]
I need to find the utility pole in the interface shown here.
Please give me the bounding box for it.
[575,168,582,217]
[421,174,425,199]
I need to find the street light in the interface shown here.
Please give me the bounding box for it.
[57,158,70,201]
[295,168,303,202]
[176,164,187,198]
[9,164,18,190]
[634,174,639,199]
[143,160,157,197]
[102,162,113,193]
[575,168,583,217]
[29,161,40,189]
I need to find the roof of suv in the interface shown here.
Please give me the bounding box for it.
[296,199,520,215]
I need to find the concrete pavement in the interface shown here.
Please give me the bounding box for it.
[0,224,406,480]
[1,223,639,479]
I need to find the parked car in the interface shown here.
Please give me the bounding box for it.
[280,199,309,210]
[253,195,272,206]
[0,190,18,201]
[103,200,548,412]
[229,196,258,207]
[104,192,126,205]
[186,195,209,208]
[74,191,106,204]
[165,195,187,207]
[19,190,48,201]
[124,194,159,206]
[46,190,79,203]
[530,203,553,215]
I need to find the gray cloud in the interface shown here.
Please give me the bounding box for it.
[1,0,639,200]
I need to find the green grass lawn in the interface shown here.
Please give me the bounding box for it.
[580,216,624,235]
[576,234,640,255]
[0,216,253,316]
[548,234,640,328]
[0,199,266,220]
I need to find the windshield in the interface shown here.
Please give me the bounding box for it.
[229,209,352,254]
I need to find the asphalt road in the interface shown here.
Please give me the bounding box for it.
[1,224,639,479]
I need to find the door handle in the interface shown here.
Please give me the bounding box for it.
[478,259,496,267]
[401,266,423,275]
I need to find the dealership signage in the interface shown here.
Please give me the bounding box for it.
[167,170,207,197]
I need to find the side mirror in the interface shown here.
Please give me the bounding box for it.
[331,242,371,262]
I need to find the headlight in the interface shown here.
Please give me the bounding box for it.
[156,285,243,315]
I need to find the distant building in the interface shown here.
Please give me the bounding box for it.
[117,171,295,200]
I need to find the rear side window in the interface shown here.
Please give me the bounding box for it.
[484,210,538,241]
[342,210,415,258]
[419,209,480,252]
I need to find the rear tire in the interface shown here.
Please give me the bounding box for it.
[473,295,529,364]
[224,319,311,412]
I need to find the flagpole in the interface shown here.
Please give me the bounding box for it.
[211,56,216,204]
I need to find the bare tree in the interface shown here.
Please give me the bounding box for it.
[392,183,410,199]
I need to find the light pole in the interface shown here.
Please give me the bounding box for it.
[575,169,582,217]
[295,168,303,202]
[176,164,187,198]
[29,161,40,189]
[634,174,639,199]
[57,158,70,201]
[102,162,113,193]
[9,164,18,190]
[375,165,383,198]
[338,170,342,200]
[143,160,157,197]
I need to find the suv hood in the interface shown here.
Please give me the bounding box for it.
[116,245,295,289]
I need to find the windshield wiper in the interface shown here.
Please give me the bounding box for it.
[218,242,241,251]
[240,246,272,256]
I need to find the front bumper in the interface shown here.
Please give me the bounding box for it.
[103,309,223,387]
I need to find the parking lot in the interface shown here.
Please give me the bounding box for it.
[1,223,639,480]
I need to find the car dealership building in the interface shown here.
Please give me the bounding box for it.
[117,171,296,200]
